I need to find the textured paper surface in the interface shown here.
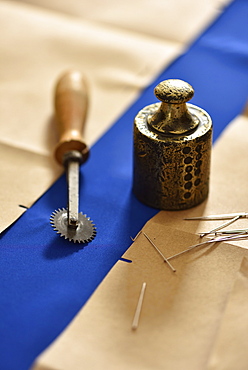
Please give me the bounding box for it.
[35,227,248,370]
[0,1,179,233]
[0,142,61,233]
[8,0,229,44]
[35,105,248,368]
[207,257,248,370]
[0,0,230,233]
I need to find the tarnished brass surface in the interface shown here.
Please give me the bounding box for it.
[133,79,212,210]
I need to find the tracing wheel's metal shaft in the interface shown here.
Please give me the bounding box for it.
[67,160,79,228]
[64,150,82,229]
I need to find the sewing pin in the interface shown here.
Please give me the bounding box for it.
[214,228,248,236]
[143,232,176,272]
[185,212,248,221]
[167,231,248,261]
[167,239,219,260]
[199,215,241,238]
[130,230,142,242]
[210,232,248,243]
[131,282,147,331]
[167,232,240,260]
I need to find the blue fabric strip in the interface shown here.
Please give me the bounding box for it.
[0,0,248,368]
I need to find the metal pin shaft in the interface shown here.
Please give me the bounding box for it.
[143,232,176,272]
[199,215,241,238]
[185,212,248,220]
[132,282,147,330]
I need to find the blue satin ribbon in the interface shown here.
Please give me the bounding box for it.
[0,0,248,368]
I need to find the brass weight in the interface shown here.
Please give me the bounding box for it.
[133,79,212,210]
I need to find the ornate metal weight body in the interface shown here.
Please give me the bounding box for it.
[133,79,212,210]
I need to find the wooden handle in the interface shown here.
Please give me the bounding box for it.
[54,70,89,165]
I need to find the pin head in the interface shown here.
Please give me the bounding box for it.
[148,79,199,135]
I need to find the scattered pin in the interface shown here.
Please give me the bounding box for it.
[142,232,176,272]
[211,232,248,243]
[167,232,248,261]
[214,228,248,236]
[131,230,176,272]
[199,215,241,238]
[130,230,142,242]
[132,282,147,331]
[167,238,219,260]
[130,215,248,271]
[185,212,248,221]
